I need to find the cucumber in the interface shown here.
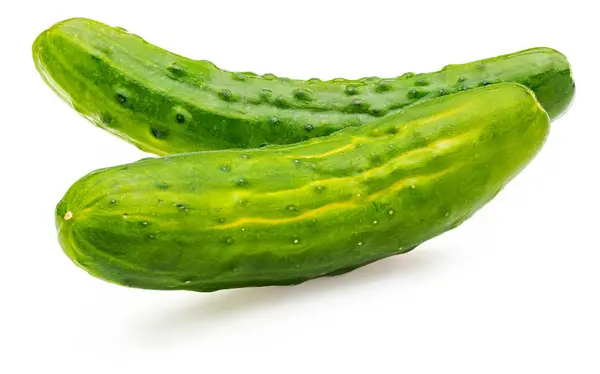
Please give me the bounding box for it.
[33,17,572,155]
[56,83,549,292]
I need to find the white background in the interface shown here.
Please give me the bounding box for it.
[1,1,598,373]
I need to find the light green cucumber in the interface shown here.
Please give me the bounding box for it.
[56,83,549,292]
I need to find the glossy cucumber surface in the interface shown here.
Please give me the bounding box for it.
[34,18,571,155]
[56,83,549,292]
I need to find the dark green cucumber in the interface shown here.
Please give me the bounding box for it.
[56,83,549,292]
[34,18,572,155]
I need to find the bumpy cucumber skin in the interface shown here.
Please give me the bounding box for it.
[56,83,549,292]
[33,18,571,155]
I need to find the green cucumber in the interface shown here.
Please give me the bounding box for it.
[56,83,549,292]
[33,17,572,155]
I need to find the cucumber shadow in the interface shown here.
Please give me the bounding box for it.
[131,246,447,344]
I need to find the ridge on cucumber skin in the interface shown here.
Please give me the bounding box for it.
[33,17,573,155]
